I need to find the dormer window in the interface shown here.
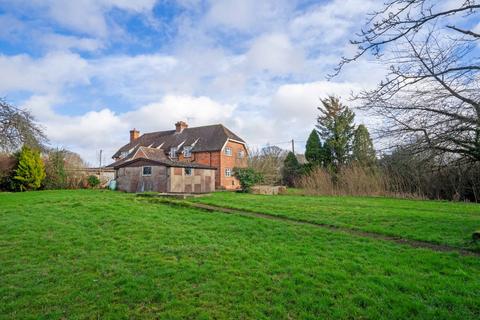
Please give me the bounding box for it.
[169,147,177,158]
[183,146,192,158]
[120,151,129,159]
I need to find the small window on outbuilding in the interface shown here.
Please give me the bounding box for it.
[142,166,152,176]
[185,168,193,176]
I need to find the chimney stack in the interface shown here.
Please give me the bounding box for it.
[175,121,188,133]
[130,128,140,142]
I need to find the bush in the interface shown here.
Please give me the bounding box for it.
[43,149,68,190]
[234,167,264,193]
[87,175,100,188]
[0,153,16,190]
[12,146,46,191]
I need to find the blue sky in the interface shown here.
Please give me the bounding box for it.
[0,0,387,165]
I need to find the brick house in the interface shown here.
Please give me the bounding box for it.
[110,121,248,190]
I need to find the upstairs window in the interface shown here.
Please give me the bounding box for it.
[237,150,245,159]
[169,147,177,158]
[120,151,129,159]
[183,146,192,158]
[225,168,233,177]
[142,166,152,176]
[225,147,232,156]
[185,168,193,176]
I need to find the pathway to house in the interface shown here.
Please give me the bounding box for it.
[158,199,480,257]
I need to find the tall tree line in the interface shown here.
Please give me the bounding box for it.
[305,96,376,171]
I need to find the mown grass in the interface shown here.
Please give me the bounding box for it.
[1,190,480,319]
[192,192,480,251]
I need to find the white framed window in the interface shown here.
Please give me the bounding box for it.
[120,151,129,159]
[142,166,152,176]
[169,147,177,158]
[185,168,193,176]
[225,168,233,177]
[225,147,232,156]
[183,146,192,158]
[237,150,245,158]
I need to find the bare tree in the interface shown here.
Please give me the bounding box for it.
[248,145,287,185]
[335,0,480,162]
[0,98,47,152]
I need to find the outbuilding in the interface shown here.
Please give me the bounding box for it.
[113,157,216,193]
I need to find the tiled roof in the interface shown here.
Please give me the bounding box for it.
[107,146,166,168]
[112,124,245,159]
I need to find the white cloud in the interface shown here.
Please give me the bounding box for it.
[39,34,104,52]
[7,0,158,37]
[0,52,90,94]
[205,0,289,32]
[91,54,179,102]
[289,0,378,47]
[121,95,236,133]
[246,33,304,74]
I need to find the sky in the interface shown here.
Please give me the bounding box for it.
[0,0,388,165]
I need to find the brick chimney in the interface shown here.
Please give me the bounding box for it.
[175,121,188,133]
[130,128,140,142]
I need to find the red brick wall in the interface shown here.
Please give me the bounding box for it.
[218,141,247,190]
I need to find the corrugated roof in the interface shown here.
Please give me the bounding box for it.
[112,124,245,159]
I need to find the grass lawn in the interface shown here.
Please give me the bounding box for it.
[1,190,480,319]
[192,192,480,251]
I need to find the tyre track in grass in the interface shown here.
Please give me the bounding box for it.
[143,197,479,257]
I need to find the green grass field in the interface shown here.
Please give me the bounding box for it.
[193,192,480,250]
[1,190,480,319]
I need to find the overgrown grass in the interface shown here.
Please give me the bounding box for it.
[192,192,480,250]
[1,190,480,319]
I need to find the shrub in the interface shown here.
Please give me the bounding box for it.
[87,175,100,188]
[234,167,264,193]
[12,146,46,191]
[0,153,16,190]
[43,149,68,190]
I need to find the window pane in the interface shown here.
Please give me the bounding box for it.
[143,166,152,175]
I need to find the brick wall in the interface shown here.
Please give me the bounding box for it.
[218,141,248,190]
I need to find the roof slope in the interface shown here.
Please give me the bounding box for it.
[107,146,166,168]
[112,124,245,159]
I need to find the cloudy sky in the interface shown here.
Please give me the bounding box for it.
[0,0,387,165]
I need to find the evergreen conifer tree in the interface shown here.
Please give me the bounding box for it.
[13,146,45,191]
[352,124,377,167]
[282,152,301,187]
